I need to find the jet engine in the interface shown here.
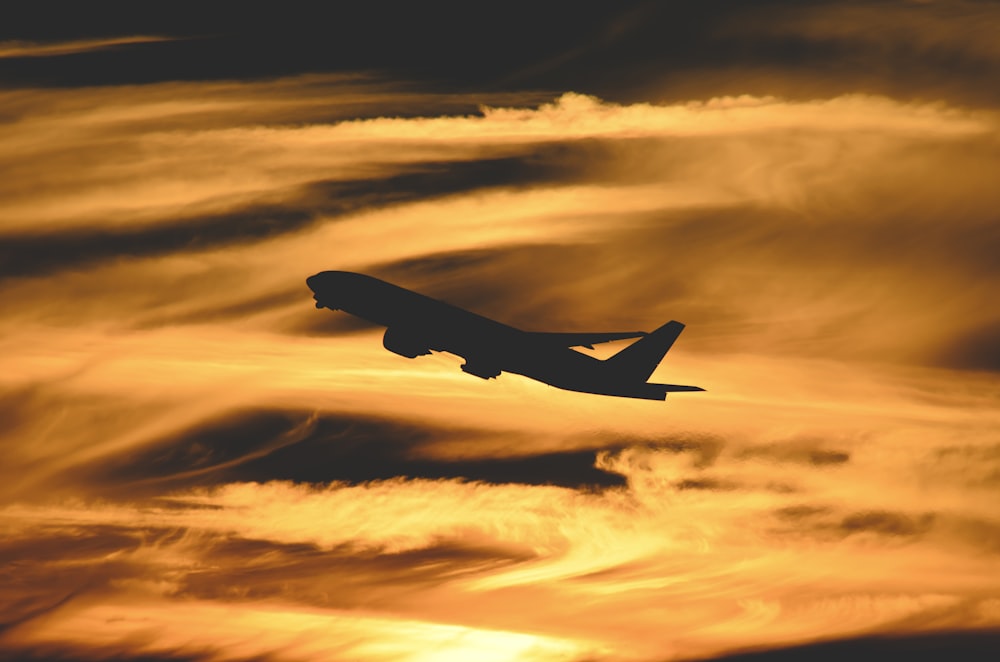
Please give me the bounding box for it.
[382,328,431,358]
[461,360,501,380]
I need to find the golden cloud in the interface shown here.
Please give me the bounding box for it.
[2,74,999,661]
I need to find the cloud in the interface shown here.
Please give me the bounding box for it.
[4,466,1000,660]
[694,0,1000,106]
[6,2,1000,108]
[839,510,936,538]
[736,440,851,466]
[0,155,575,281]
[0,77,547,234]
[0,599,593,662]
[744,1,1000,67]
[174,536,537,607]
[64,407,627,495]
[694,628,1000,662]
[0,36,174,59]
[935,317,1000,372]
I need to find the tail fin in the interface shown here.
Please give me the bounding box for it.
[603,321,685,383]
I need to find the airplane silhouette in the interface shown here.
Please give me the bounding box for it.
[306,271,703,400]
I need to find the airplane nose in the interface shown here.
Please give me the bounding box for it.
[306,272,331,293]
[306,274,325,309]
[307,272,339,309]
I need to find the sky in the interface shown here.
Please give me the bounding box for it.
[2,2,1000,660]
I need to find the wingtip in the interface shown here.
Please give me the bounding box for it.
[658,384,705,392]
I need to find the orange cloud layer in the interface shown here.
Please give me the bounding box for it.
[2,74,999,661]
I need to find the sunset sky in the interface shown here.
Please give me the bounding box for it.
[2,2,999,660]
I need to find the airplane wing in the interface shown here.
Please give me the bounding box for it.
[526,331,647,350]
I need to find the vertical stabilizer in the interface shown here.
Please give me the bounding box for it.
[603,321,685,383]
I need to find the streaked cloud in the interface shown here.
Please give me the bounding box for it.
[0,36,175,59]
[737,0,1000,66]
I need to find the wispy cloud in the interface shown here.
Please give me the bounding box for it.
[735,0,1000,67]
[0,36,176,59]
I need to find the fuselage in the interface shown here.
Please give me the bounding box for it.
[306,271,620,391]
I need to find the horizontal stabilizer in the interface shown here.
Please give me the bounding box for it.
[613,381,704,400]
[528,330,647,349]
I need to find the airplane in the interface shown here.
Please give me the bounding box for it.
[306,271,704,401]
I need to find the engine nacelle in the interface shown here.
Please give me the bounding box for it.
[383,327,431,359]
[461,360,501,380]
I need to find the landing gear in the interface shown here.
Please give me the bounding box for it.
[461,361,501,379]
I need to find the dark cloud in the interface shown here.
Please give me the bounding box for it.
[0,525,536,655]
[648,436,727,469]
[774,505,831,522]
[0,525,145,566]
[804,450,849,465]
[737,441,850,466]
[0,646,212,662]
[7,2,1000,107]
[69,408,628,494]
[0,155,574,282]
[773,505,1000,555]
[592,435,726,469]
[0,533,536,660]
[933,443,1000,465]
[701,2,1000,107]
[0,526,184,637]
[0,3,790,98]
[176,536,535,607]
[839,510,935,538]
[691,628,1000,662]
[935,318,1000,372]
[0,591,80,638]
[0,204,309,280]
[675,478,739,491]
[773,508,937,541]
[0,385,45,440]
[0,3,641,89]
